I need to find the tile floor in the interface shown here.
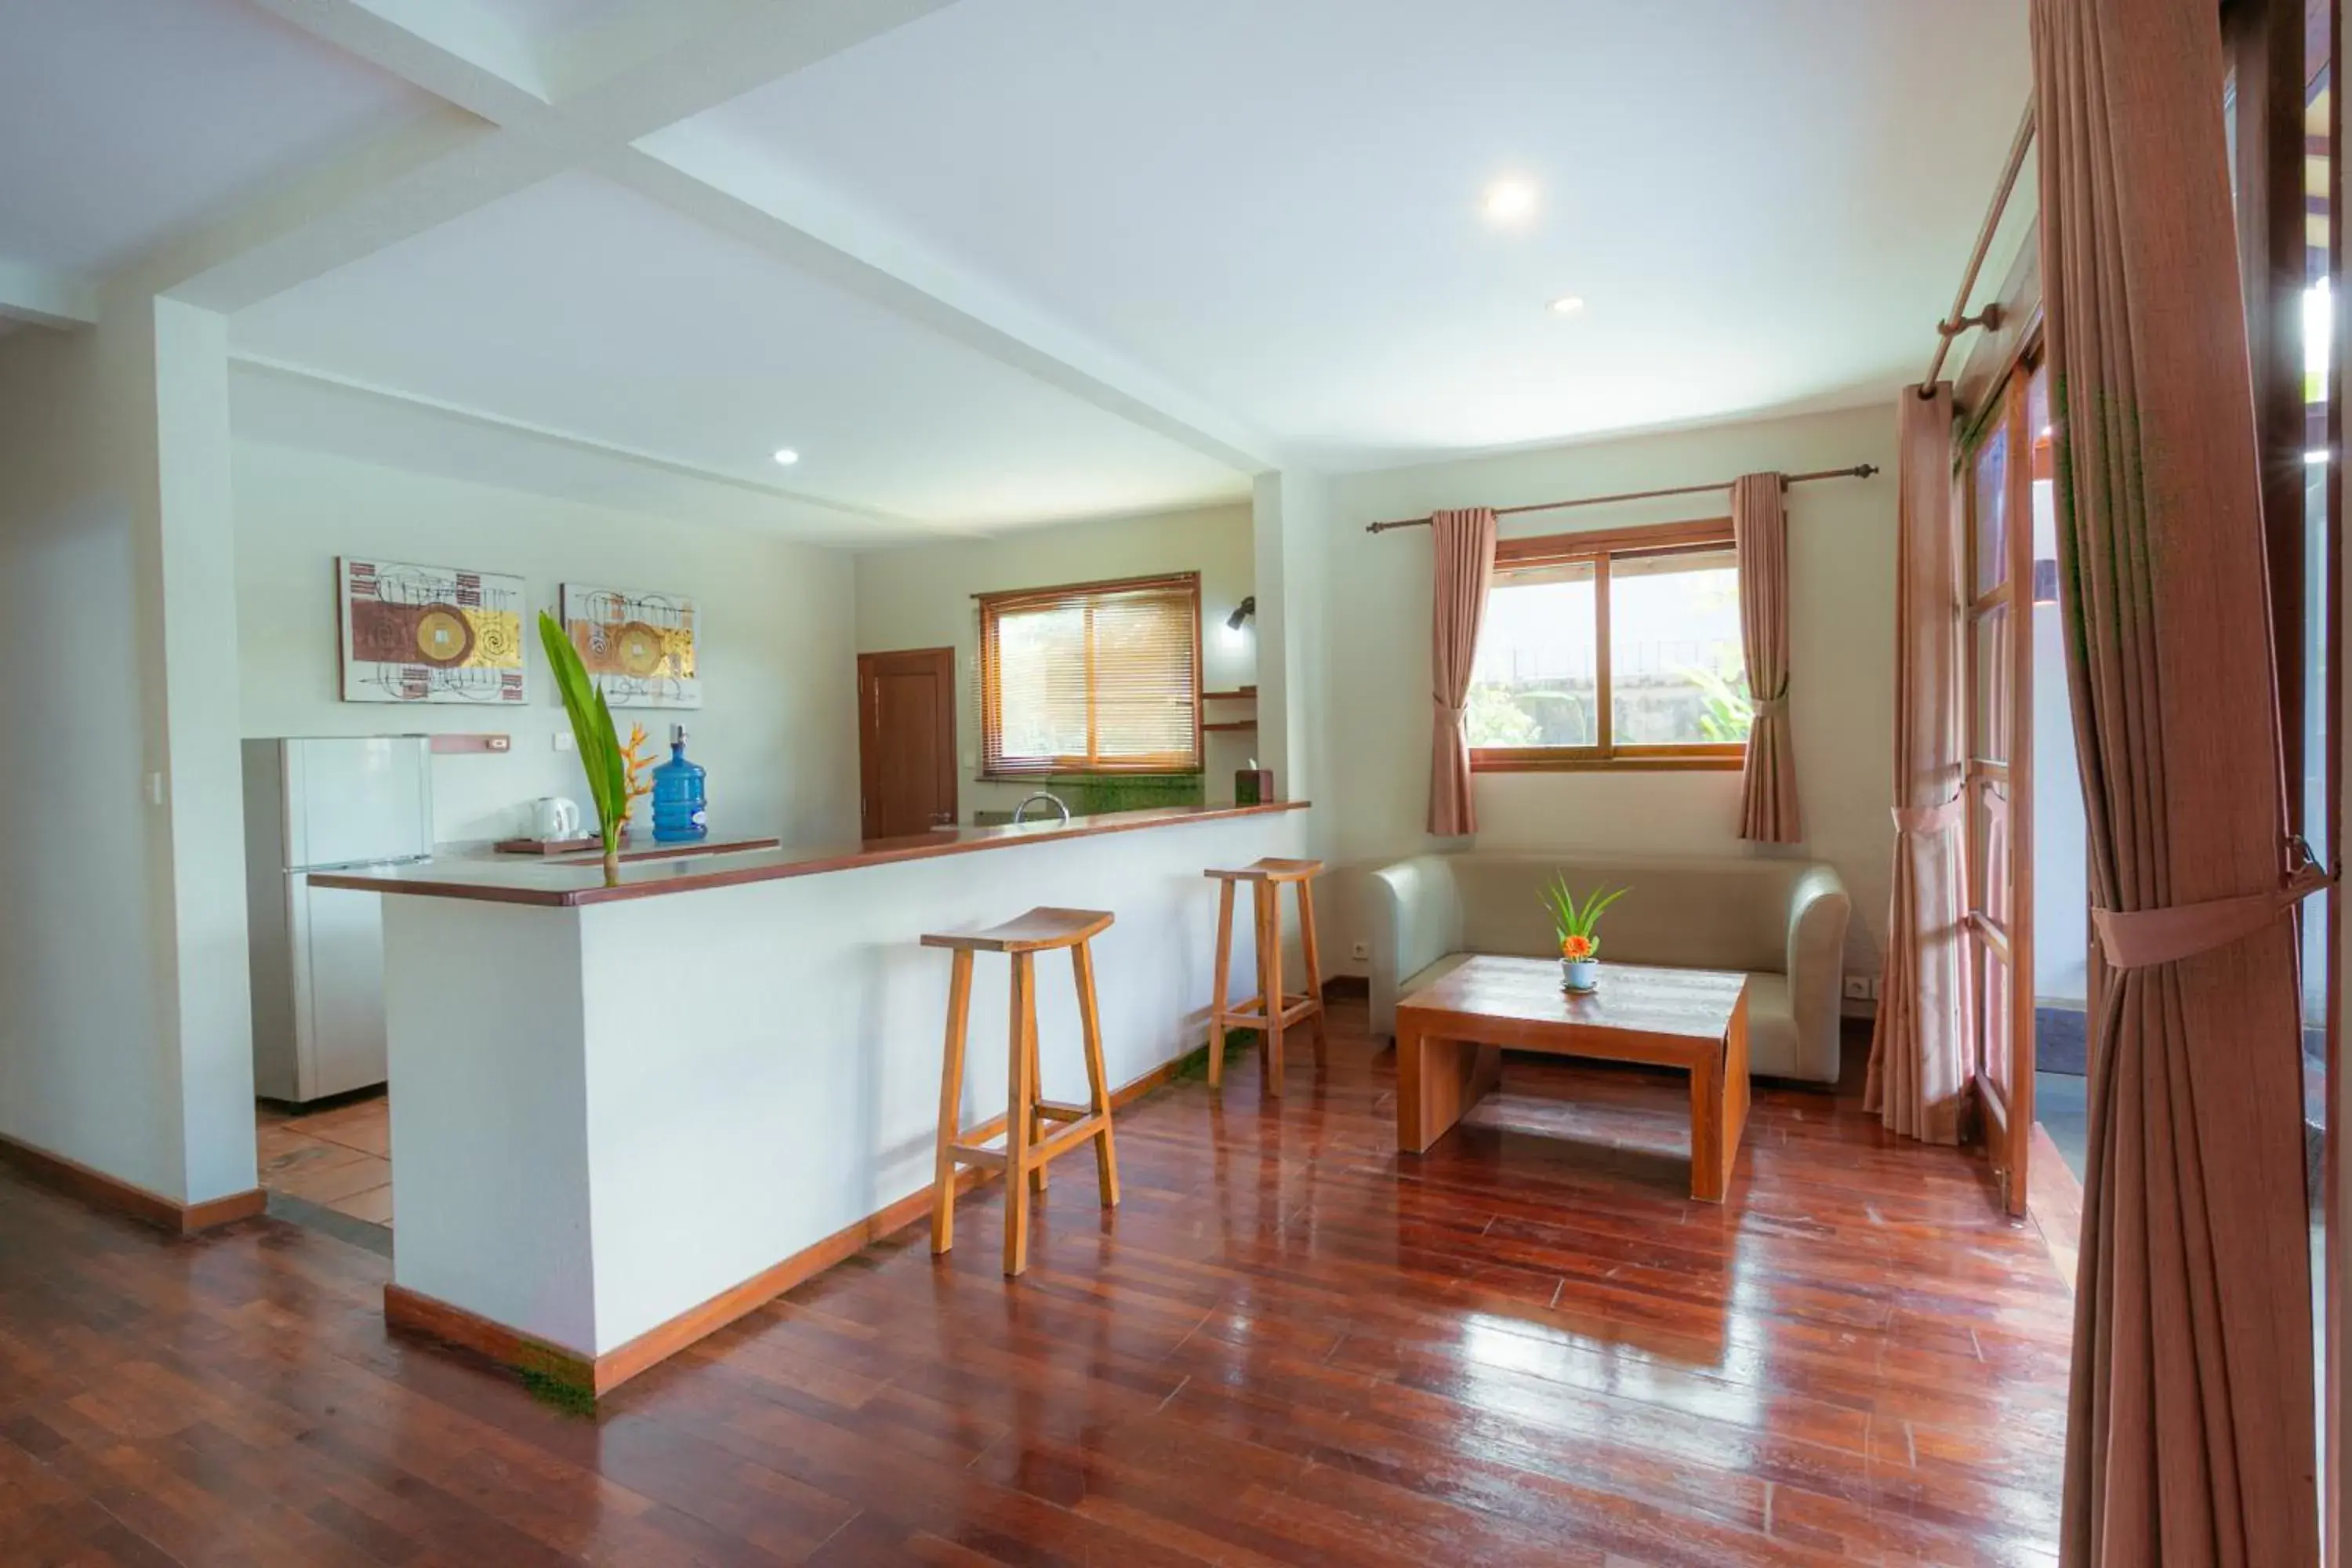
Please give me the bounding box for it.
[254,1094,392,1228]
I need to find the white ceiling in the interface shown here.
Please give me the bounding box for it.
[230,171,1252,528]
[0,0,2034,536]
[0,0,430,276]
[667,0,2032,469]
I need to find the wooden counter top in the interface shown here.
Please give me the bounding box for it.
[309,800,1309,907]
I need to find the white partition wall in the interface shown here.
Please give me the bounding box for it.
[382,807,1310,1359]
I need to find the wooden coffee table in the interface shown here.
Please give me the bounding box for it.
[1394,956,1751,1202]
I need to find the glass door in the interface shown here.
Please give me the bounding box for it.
[1965,358,2038,1217]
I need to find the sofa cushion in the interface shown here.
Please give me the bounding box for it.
[1396,956,1806,1080]
[1448,854,1808,975]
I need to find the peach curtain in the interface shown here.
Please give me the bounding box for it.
[1864,385,1970,1145]
[2034,1,2320,1563]
[1733,473,1802,841]
[1426,507,1497,837]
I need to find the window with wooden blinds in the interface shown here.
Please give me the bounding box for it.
[978,572,1202,777]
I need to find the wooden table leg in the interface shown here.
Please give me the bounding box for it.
[1395,1017,1501,1153]
[1688,992,1750,1203]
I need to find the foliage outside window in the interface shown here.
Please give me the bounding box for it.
[979,572,1202,777]
[1467,520,1750,771]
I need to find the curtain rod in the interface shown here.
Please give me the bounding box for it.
[1918,104,2037,396]
[1363,463,1881,535]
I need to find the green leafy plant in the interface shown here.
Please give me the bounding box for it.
[538,611,630,886]
[1541,876,1629,963]
[1678,661,1755,742]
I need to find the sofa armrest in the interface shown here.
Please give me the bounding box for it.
[1368,855,1465,1038]
[1783,864,1853,1082]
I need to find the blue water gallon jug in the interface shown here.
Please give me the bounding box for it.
[651,724,708,842]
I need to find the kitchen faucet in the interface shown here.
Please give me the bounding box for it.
[1011,791,1071,826]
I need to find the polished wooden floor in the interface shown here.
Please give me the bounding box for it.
[0,1000,2068,1566]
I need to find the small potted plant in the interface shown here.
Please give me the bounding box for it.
[1543,877,1628,993]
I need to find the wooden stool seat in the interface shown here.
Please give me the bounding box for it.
[920,907,1113,953]
[927,906,1119,1277]
[1205,857,1325,884]
[1203,860,1327,1095]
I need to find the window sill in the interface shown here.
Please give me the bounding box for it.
[1470,751,1745,775]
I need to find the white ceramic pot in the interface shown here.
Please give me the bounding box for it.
[1563,957,1599,993]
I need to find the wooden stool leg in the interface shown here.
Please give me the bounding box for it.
[1025,982,1048,1196]
[1257,881,1283,1094]
[1072,938,1120,1208]
[1298,878,1327,1062]
[1004,953,1035,1276]
[931,950,973,1255]
[1208,879,1234,1087]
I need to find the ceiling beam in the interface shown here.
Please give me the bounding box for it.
[128,0,960,312]
[608,144,1279,473]
[0,257,98,329]
[232,353,943,535]
[123,0,1276,488]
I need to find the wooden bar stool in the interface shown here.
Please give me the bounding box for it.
[923,907,1120,1276]
[1203,858,1327,1095]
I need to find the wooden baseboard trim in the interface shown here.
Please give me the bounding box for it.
[0,1131,265,1235]
[386,1049,1196,1399]
[383,1283,598,1398]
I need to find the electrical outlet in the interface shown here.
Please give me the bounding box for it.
[1842,974,1872,1001]
[553,731,574,752]
[1351,939,1370,961]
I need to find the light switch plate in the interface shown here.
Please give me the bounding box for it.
[1351,939,1370,960]
[554,731,574,752]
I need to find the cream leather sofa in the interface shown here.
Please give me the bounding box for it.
[1367,852,1853,1083]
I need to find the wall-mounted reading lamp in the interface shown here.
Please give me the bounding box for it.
[1225,596,1256,632]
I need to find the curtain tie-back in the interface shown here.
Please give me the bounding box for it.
[1893,797,1963,835]
[1753,698,1788,717]
[2091,842,2335,971]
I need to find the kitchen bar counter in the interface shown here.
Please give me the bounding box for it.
[350,794,1316,1396]
[317,800,1306,906]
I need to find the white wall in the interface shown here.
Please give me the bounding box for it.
[0,299,257,1207]
[851,502,1257,818]
[234,443,860,848]
[1316,404,1900,978]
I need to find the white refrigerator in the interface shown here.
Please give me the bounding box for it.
[243,737,435,1103]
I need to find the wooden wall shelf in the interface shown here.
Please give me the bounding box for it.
[1204,720,1258,733]
[1201,687,1258,701]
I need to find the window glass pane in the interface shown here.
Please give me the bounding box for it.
[1091,593,1198,763]
[1973,421,2011,596]
[1972,780,2014,930]
[1467,561,1598,748]
[1609,549,1748,745]
[1973,602,2012,764]
[993,604,1087,767]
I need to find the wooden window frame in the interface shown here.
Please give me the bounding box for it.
[1468,517,1748,775]
[976,571,1203,780]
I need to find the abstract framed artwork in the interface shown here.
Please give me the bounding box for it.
[558,584,702,709]
[338,557,527,705]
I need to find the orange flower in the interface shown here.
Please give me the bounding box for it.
[1561,935,1595,961]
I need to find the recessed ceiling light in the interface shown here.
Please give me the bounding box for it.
[1548,296,1586,316]
[772,448,800,466]
[1481,178,1537,223]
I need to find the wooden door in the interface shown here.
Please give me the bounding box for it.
[1963,358,2039,1217]
[857,648,958,840]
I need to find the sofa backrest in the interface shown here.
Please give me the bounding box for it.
[1446,852,1813,975]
